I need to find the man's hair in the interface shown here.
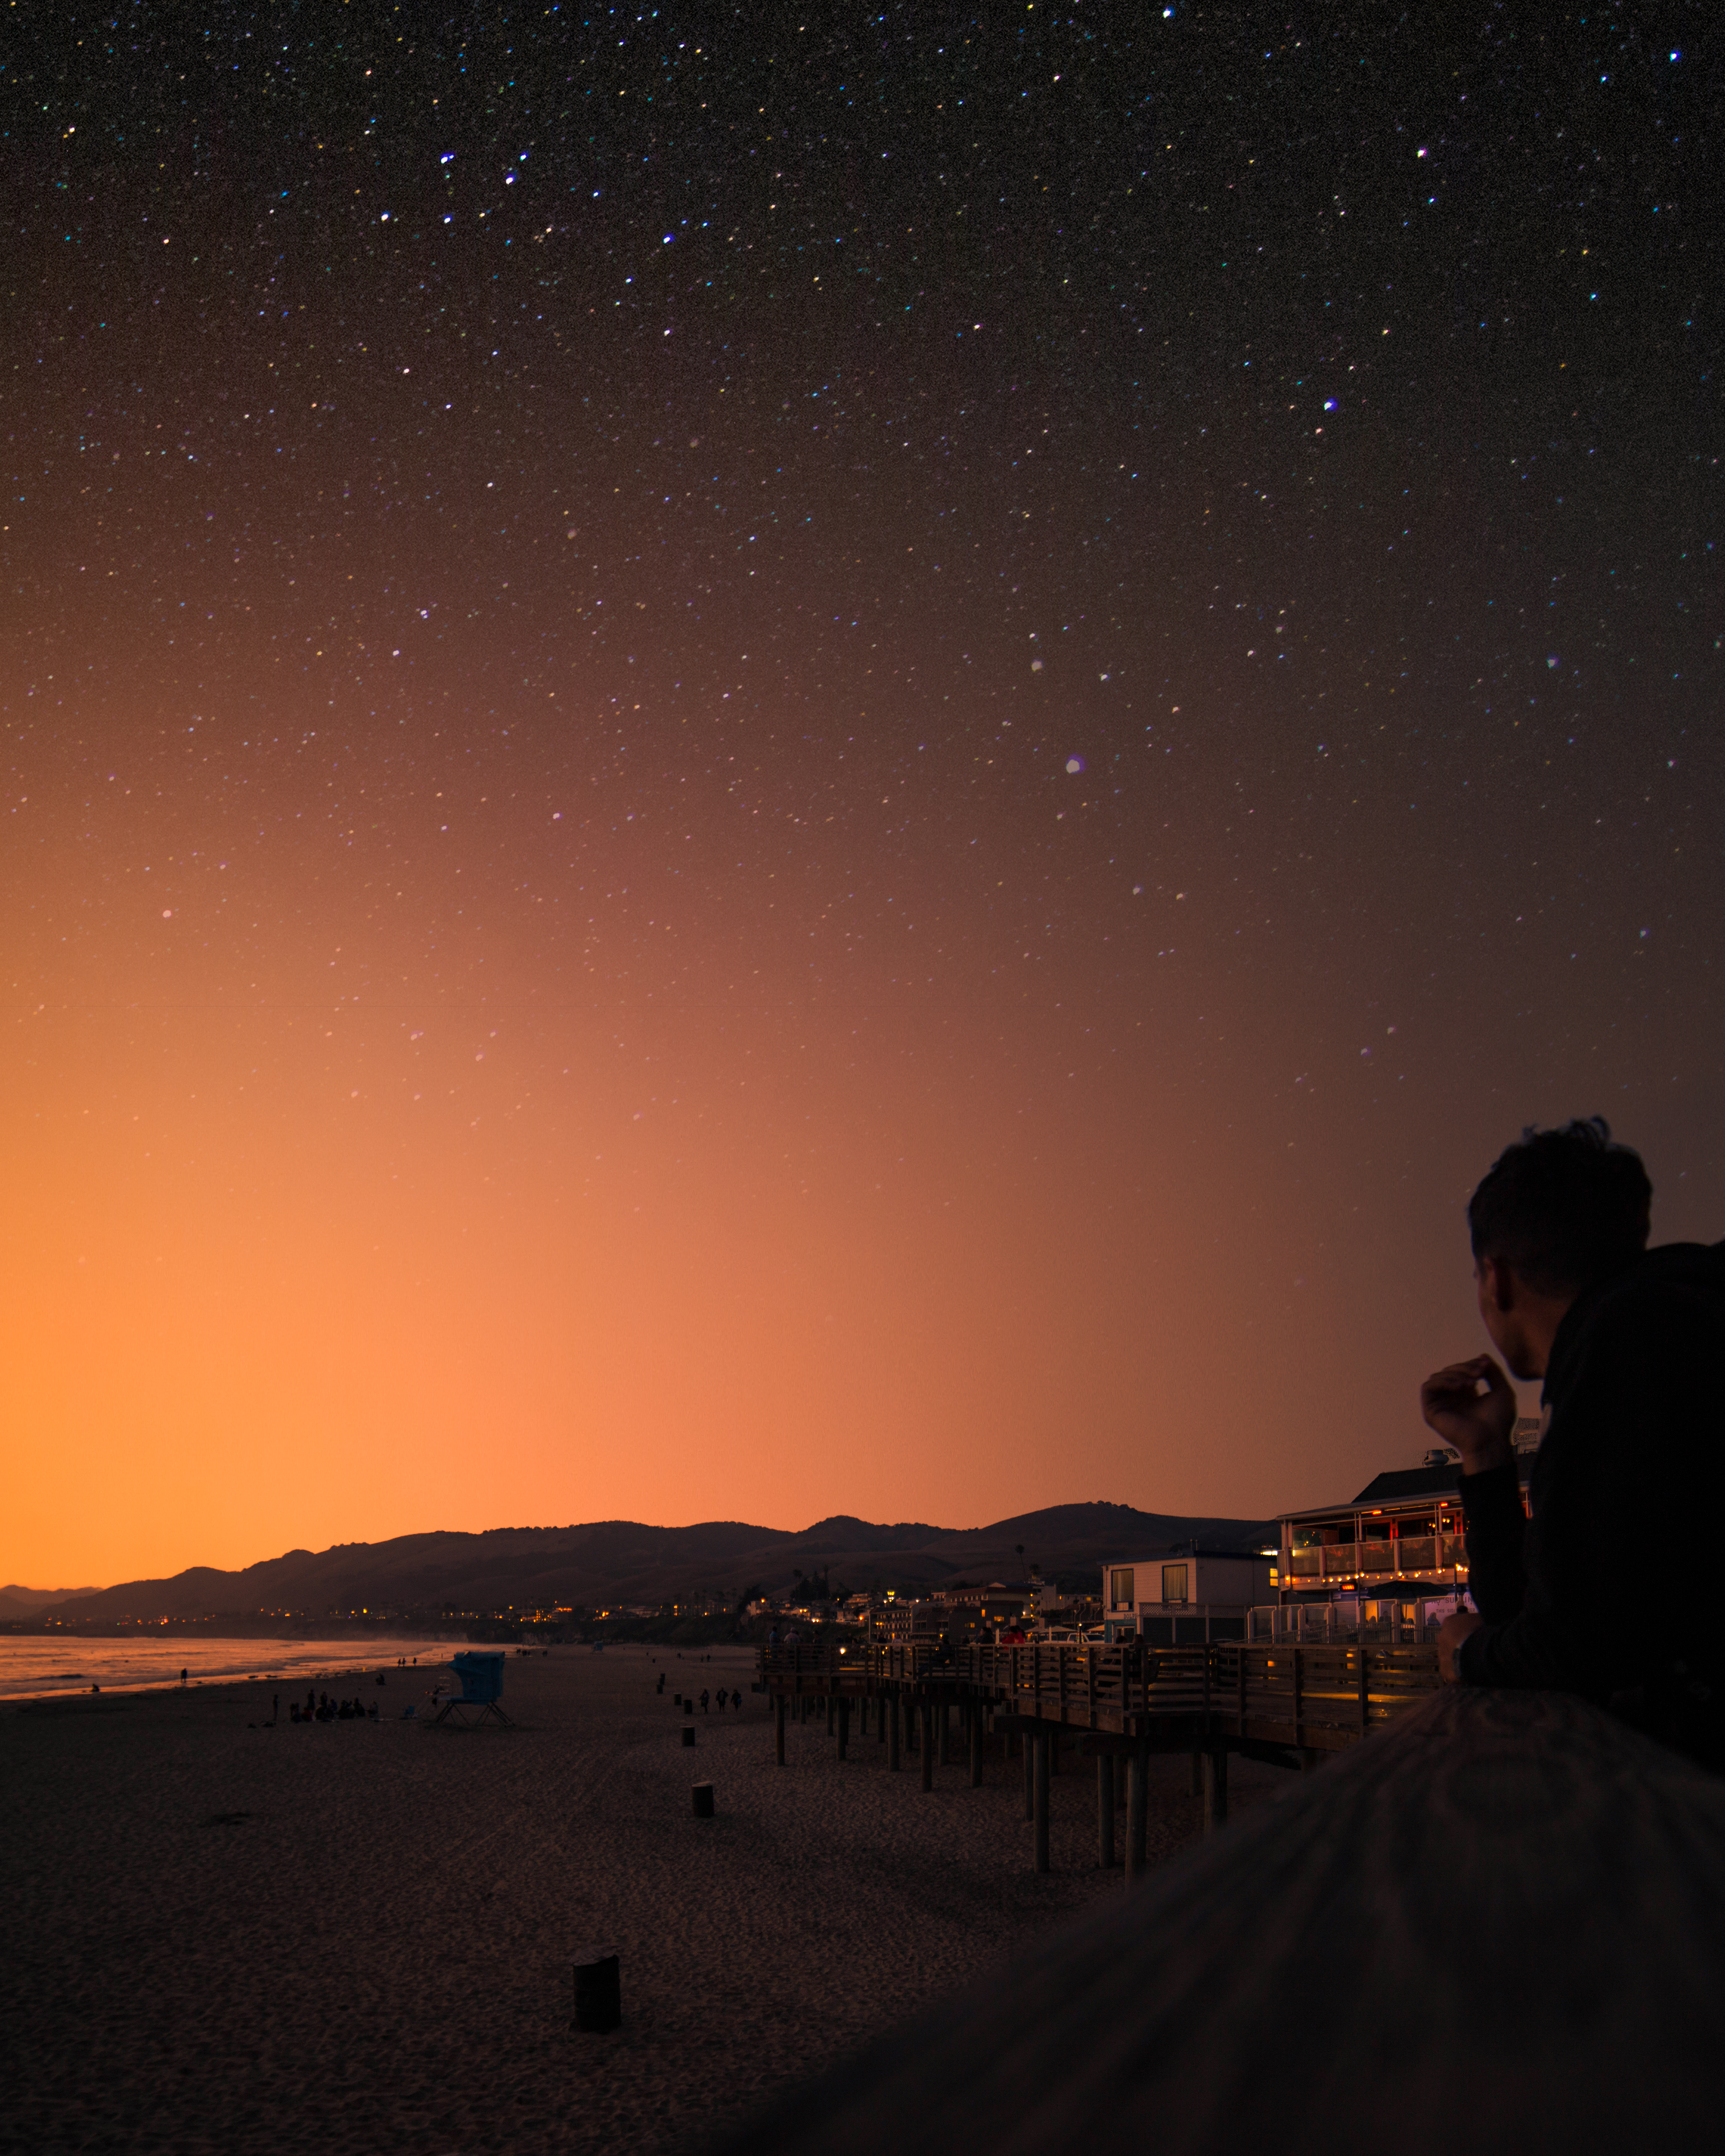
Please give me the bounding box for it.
[1467,1118,1651,1296]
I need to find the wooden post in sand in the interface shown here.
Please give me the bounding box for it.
[1126,1738,1149,1883]
[1202,1747,1229,1835]
[1033,1732,1050,1873]
[888,1693,901,1770]
[775,1695,786,1766]
[921,1702,935,1792]
[827,1694,836,1736]
[1097,1754,1115,1868]
[572,1950,622,2034]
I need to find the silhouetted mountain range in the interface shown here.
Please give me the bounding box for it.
[0,1584,102,1621]
[30,1503,1273,1623]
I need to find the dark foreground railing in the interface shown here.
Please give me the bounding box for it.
[711,1688,1725,2156]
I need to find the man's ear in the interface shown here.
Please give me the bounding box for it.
[1477,1254,1516,1315]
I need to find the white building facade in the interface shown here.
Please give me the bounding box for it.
[1100,1552,1274,1645]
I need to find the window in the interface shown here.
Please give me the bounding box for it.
[1162,1563,1189,1605]
[1108,1567,1135,1610]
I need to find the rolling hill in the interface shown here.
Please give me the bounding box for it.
[36,1502,1273,1623]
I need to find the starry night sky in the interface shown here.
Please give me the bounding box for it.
[4,4,1719,1586]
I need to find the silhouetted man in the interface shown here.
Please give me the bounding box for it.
[1421,1118,1724,1766]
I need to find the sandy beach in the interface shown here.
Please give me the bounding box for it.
[4,1644,1289,2155]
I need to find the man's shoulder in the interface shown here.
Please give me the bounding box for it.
[1600,1241,1725,1316]
[1570,1240,1725,1373]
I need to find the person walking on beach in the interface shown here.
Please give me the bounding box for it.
[700,1688,710,1713]
[1421,1117,1725,1766]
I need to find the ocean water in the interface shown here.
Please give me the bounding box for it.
[0,1635,459,1701]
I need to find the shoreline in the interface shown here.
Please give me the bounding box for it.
[0,1635,463,1705]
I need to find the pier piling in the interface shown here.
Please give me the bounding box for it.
[1202,1747,1229,1835]
[1126,1741,1149,1883]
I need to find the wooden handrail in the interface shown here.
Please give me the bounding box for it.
[718,1689,1725,2153]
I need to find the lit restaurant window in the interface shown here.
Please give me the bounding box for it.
[1109,1567,1135,1609]
[1161,1563,1189,1605]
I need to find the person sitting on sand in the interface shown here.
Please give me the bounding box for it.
[1421,1117,1724,1766]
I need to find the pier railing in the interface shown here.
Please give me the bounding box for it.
[758,1636,1442,1752]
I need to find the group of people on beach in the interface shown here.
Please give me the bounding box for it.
[655,1670,743,1711]
[288,1690,379,1724]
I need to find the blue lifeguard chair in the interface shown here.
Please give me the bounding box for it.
[431,1652,515,1729]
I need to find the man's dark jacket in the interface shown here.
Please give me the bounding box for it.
[1457,1239,1725,1764]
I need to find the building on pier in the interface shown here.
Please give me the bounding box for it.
[1099,1553,1274,1645]
[1272,1418,1542,1607]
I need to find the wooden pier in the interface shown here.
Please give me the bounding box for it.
[758,1636,1443,1870]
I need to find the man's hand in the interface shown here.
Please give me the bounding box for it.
[1438,1609,1484,1684]
[1420,1352,1516,1474]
